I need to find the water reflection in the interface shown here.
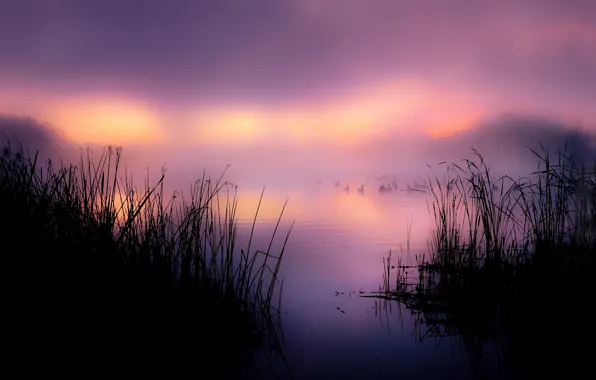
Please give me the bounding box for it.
[232,183,498,379]
[234,161,596,379]
[235,183,430,293]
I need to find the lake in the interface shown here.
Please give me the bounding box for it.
[231,179,507,379]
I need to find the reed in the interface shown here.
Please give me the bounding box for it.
[368,145,596,378]
[1,141,291,375]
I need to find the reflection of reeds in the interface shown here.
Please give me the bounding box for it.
[367,145,596,378]
[1,142,291,376]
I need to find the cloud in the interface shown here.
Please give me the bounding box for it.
[1,0,594,106]
[2,0,595,165]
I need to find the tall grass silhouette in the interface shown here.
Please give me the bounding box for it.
[369,145,595,379]
[1,141,292,376]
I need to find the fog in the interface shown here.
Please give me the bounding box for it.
[2,112,595,195]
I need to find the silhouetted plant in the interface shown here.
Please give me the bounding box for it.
[1,140,292,376]
[367,145,595,379]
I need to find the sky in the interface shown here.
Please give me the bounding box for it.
[1,0,595,186]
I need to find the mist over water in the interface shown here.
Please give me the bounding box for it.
[2,112,596,378]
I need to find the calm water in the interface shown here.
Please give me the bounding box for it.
[231,179,506,380]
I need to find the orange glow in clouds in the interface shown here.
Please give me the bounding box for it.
[189,80,467,146]
[426,113,483,139]
[192,109,270,144]
[42,97,166,145]
[1,79,491,147]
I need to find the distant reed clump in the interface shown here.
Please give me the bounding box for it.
[0,141,291,374]
[374,145,595,378]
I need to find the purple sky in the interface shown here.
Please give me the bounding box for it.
[1,0,595,158]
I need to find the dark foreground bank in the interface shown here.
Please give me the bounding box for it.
[371,147,596,379]
[1,142,291,377]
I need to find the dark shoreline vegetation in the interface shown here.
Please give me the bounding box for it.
[1,141,292,376]
[368,146,596,379]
